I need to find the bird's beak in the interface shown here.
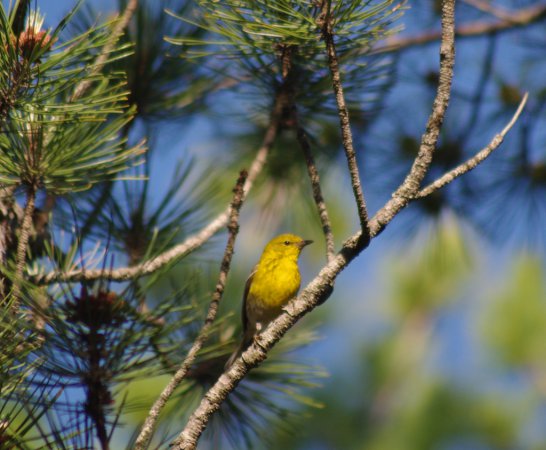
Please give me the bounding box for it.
[299,239,313,249]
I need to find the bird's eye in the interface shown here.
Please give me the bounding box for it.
[284,240,290,246]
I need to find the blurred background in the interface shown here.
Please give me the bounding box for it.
[5,0,546,448]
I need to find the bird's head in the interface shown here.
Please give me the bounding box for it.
[261,233,313,262]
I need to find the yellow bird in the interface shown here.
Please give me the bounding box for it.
[226,233,313,368]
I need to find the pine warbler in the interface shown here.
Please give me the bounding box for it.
[226,233,313,368]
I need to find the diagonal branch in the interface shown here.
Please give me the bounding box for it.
[133,170,247,450]
[295,119,335,262]
[370,0,456,236]
[171,229,362,449]
[170,0,528,446]
[170,1,457,447]
[416,93,528,199]
[318,1,370,239]
[373,3,546,54]
[32,93,285,285]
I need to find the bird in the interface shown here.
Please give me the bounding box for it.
[225,233,313,368]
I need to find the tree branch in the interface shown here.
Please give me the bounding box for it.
[171,230,362,449]
[295,120,335,262]
[373,3,546,54]
[32,93,285,285]
[133,170,247,450]
[369,0,456,236]
[278,43,335,261]
[170,1,457,447]
[319,1,370,239]
[11,185,36,306]
[416,92,528,199]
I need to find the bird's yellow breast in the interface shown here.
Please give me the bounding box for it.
[248,258,301,311]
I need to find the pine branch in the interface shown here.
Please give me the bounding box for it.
[170,1,458,447]
[11,185,36,307]
[133,170,247,450]
[370,0,456,236]
[33,92,286,285]
[416,93,529,199]
[318,0,370,239]
[71,0,138,101]
[373,3,546,54]
[280,44,335,262]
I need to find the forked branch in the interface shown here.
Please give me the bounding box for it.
[369,0,456,236]
[171,0,458,448]
[416,93,529,199]
[318,0,370,239]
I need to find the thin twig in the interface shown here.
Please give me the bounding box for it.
[318,1,370,239]
[134,170,247,450]
[417,93,529,198]
[462,0,514,21]
[295,122,335,262]
[373,3,546,54]
[280,44,334,260]
[71,0,138,101]
[33,93,284,285]
[171,1,458,447]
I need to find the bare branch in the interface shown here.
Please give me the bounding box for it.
[318,1,370,239]
[32,93,285,285]
[373,3,546,54]
[71,0,139,101]
[295,120,335,262]
[171,230,362,449]
[11,185,36,306]
[170,2,457,446]
[369,0,456,236]
[278,44,335,261]
[416,92,529,199]
[134,170,247,450]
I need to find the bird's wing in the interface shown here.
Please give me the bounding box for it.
[242,266,257,335]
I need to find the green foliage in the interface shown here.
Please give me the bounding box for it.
[0,4,144,192]
[71,0,214,122]
[2,0,545,449]
[167,0,401,119]
[0,297,65,449]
